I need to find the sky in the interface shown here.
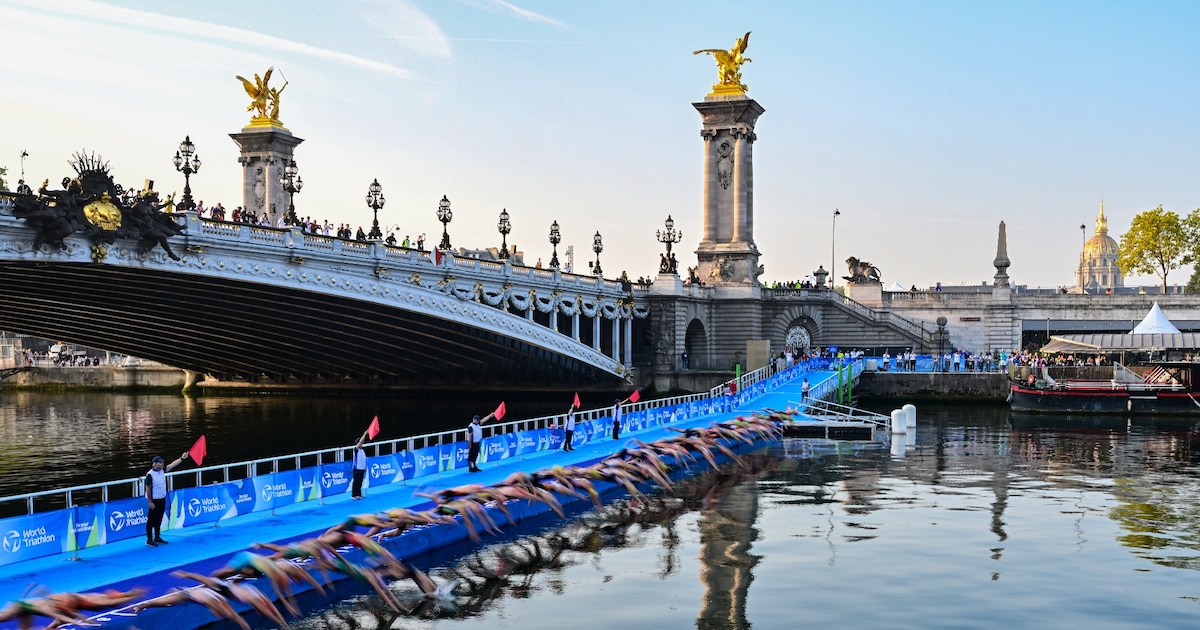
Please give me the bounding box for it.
[1,0,1198,289]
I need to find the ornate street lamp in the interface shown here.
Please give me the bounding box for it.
[436,195,453,250]
[548,220,561,268]
[172,135,201,213]
[365,178,385,239]
[590,230,604,276]
[497,208,512,260]
[656,214,683,274]
[279,158,303,226]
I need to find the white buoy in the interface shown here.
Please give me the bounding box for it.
[891,435,906,458]
[905,429,917,447]
[903,404,916,431]
[890,409,905,434]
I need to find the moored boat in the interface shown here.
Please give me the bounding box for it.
[1010,362,1200,414]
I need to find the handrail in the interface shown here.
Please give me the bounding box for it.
[797,398,889,428]
[0,381,758,517]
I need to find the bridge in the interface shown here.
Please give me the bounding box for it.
[0,197,646,388]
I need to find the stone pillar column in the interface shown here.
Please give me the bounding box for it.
[701,130,717,244]
[623,316,633,369]
[550,308,558,332]
[229,127,304,226]
[693,96,764,287]
[592,313,601,352]
[572,310,580,340]
[611,317,621,364]
[731,127,744,243]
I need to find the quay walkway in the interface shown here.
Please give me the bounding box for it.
[0,362,862,630]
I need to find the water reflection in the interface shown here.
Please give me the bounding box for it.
[5,397,1200,627]
[293,459,773,629]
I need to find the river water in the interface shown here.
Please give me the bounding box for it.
[3,394,1200,628]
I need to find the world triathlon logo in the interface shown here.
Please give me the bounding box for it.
[109,511,125,532]
[370,463,381,478]
[321,472,333,489]
[2,530,19,553]
[261,484,275,502]
[188,498,204,518]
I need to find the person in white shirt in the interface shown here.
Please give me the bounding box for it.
[145,451,188,546]
[562,403,577,452]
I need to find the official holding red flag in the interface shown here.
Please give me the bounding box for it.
[563,397,578,452]
[351,417,378,500]
[611,390,639,440]
[144,449,190,547]
[467,405,501,472]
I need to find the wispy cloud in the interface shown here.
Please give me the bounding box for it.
[20,0,421,79]
[463,0,568,29]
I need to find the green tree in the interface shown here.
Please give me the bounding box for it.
[1185,266,1200,294]
[1118,205,1187,293]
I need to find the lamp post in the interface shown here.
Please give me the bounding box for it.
[172,136,201,213]
[656,214,683,274]
[279,158,302,226]
[590,231,604,276]
[831,208,841,282]
[497,208,512,259]
[548,220,561,268]
[365,178,385,239]
[436,195,453,250]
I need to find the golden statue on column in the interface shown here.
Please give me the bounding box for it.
[237,67,288,128]
[694,32,752,96]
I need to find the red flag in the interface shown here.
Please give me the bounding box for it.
[434,248,442,266]
[573,392,581,408]
[367,416,380,439]
[629,390,640,403]
[493,401,506,420]
[188,435,207,466]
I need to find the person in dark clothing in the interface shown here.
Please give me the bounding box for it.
[145,451,188,546]
[351,431,369,499]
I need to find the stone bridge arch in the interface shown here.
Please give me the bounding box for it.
[684,318,709,370]
[769,305,823,351]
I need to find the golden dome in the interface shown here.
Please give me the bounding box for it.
[1083,233,1119,257]
[1082,200,1118,258]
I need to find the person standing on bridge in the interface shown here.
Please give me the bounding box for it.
[145,451,188,547]
[801,377,811,402]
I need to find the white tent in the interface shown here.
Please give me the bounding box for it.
[1130,302,1181,335]
[885,281,908,292]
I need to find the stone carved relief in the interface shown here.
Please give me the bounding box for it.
[253,166,265,211]
[716,140,733,190]
[708,257,733,281]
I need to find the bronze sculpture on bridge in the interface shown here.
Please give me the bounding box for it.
[843,256,882,284]
[8,152,184,260]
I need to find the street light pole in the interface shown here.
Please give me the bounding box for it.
[497,209,511,259]
[172,136,201,213]
[831,208,840,284]
[436,195,453,250]
[365,179,385,240]
[656,214,682,273]
[591,231,604,276]
[548,220,561,268]
[278,159,302,226]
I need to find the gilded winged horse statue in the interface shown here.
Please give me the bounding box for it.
[693,32,752,94]
[236,67,287,126]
